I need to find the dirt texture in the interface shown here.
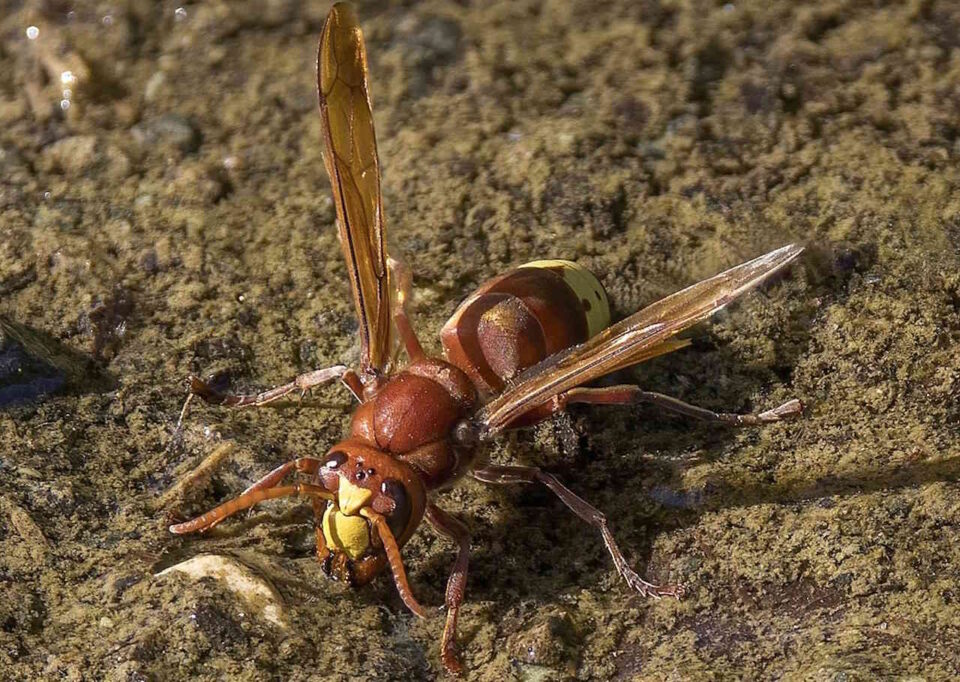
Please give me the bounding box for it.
[2,0,960,680]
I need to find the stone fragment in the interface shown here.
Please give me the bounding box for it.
[156,554,286,627]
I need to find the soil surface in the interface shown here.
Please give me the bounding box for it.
[2,1,960,680]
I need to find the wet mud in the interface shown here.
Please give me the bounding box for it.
[2,1,960,680]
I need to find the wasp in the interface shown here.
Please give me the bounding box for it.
[171,3,804,673]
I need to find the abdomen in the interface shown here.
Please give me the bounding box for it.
[441,261,610,397]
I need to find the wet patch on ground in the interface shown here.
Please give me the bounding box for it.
[2,0,960,679]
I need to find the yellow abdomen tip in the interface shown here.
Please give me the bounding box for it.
[519,260,611,336]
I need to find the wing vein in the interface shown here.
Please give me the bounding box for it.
[475,244,804,436]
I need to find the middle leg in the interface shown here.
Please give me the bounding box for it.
[187,364,351,408]
[425,503,471,674]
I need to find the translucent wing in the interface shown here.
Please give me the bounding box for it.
[474,244,804,436]
[318,3,391,373]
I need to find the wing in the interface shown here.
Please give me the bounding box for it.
[318,3,391,374]
[474,244,804,436]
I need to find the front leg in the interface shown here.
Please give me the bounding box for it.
[472,465,682,600]
[425,504,471,675]
[169,457,326,534]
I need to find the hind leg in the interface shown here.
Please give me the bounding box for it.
[505,385,801,429]
[473,464,682,600]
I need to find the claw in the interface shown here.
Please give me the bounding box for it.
[188,375,228,405]
[621,566,684,601]
[441,649,463,676]
[758,397,803,422]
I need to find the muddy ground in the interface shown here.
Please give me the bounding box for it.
[2,0,960,680]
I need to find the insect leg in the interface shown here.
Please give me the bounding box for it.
[212,457,327,530]
[168,482,333,534]
[472,465,683,600]
[238,457,324,496]
[425,503,471,674]
[384,255,426,363]
[392,306,425,362]
[556,385,802,426]
[340,369,365,401]
[187,364,349,408]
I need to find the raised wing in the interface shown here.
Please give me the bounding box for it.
[474,244,804,437]
[318,3,391,374]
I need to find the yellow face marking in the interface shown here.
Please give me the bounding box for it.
[322,504,371,560]
[520,260,611,336]
[338,477,373,516]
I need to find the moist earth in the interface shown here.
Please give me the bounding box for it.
[2,0,960,680]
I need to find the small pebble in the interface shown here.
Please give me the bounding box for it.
[131,114,201,153]
[39,135,99,175]
[156,554,286,627]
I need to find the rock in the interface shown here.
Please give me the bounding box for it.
[0,145,32,183]
[165,162,227,204]
[103,145,132,180]
[143,72,166,103]
[86,287,134,362]
[156,554,286,627]
[39,135,99,175]
[131,114,201,153]
[0,498,49,564]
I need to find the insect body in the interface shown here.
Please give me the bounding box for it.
[171,3,804,674]
[442,260,610,397]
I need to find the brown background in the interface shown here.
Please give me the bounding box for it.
[2,0,959,679]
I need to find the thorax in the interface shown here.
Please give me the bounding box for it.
[349,357,477,489]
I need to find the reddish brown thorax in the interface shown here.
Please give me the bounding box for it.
[348,357,477,489]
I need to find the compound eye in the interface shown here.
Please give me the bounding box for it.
[380,479,404,499]
[324,451,347,470]
[380,479,411,538]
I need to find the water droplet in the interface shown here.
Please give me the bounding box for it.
[237,294,245,303]
[174,7,187,21]
[62,88,72,99]
[60,99,71,111]
[61,70,76,85]
[102,15,114,27]
[26,26,39,40]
